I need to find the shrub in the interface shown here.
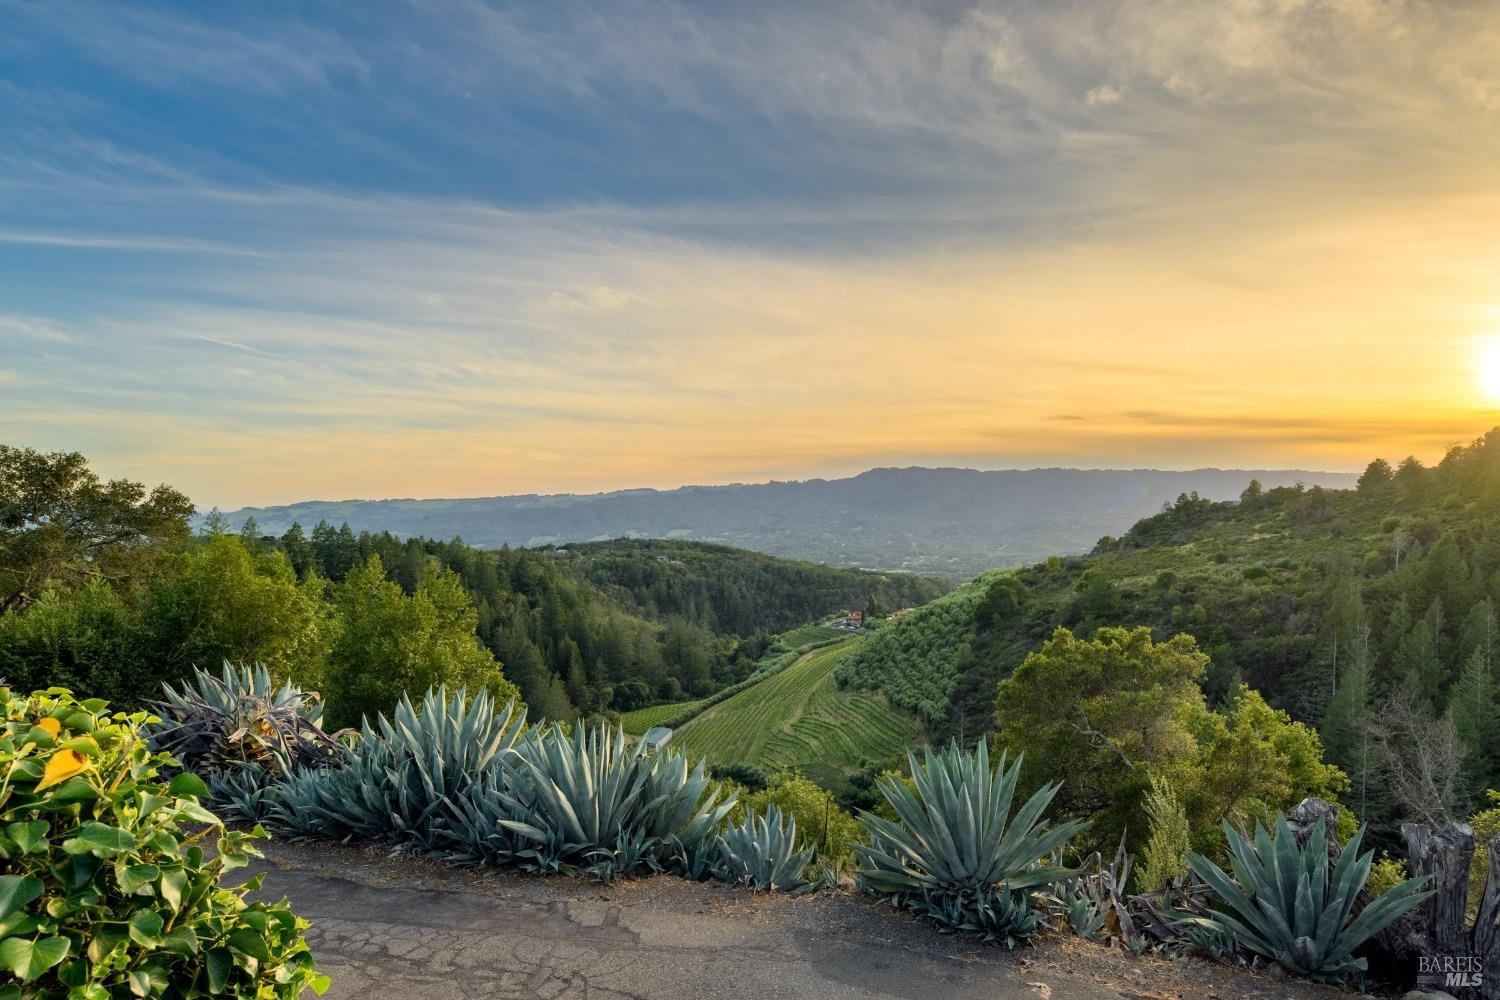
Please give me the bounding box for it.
[709,761,769,792]
[856,743,1086,945]
[1365,853,1410,897]
[0,685,326,997]
[1187,814,1432,982]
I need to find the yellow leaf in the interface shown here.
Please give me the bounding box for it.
[35,749,88,792]
[36,718,61,738]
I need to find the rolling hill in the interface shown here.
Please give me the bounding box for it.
[671,636,921,790]
[831,430,1500,828]
[213,466,1358,580]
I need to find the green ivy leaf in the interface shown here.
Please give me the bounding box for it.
[159,867,187,911]
[0,876,43,922]
[117,863,159,895]
[31,776,97,809]
[59,735,101,758]
[160,925,199,957]
[227,927,270,963]
[168,772,210,799]
[206,947,232,993]
[137,792,170,819]
[67,822,135,857]
[5,821,49,855]
[127,910,163,948]
[0,935,71,982]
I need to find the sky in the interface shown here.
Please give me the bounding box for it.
[3,0,1500,508]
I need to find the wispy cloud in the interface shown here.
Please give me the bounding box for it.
[1,1,1497,505]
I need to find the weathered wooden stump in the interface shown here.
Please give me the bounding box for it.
[1399,817,1500,1000]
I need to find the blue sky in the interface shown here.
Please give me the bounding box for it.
[4,1,1499,507]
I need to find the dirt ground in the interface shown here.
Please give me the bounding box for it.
[249,840,1377,1000]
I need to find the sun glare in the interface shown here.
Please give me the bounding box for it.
[1482,337,1500,401]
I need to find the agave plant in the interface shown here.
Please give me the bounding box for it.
[857,742,1087,897]
[207,754,292,823]
[1056,877,1109,941]
[856,742,1085,945]
[268,686,527,852]
[922,886,1044,947]
[496,723,735,876]
[149,661,346,775]
[1186,814,1433,982]
[715,805,815,892]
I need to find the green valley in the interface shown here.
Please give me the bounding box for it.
[673,636,921,789]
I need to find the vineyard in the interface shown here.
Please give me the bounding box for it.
[834,569,1007,722]
[672,638,921,787]
[619,699,707,735]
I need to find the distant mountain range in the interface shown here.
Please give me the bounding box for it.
[215,467,1359,580]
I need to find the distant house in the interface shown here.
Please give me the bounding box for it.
[843,610,864,629]
[641,726,673,752]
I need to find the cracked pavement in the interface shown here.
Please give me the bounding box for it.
[248,841,1343,1000]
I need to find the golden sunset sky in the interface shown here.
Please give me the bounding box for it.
[3,1,1499,506]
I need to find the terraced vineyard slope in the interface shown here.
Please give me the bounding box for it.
[619,699,706,736]
[672,638,921,788]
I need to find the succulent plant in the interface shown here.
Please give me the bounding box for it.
[1186,814,1433,982]
[205,755,292,823]
[855,742,1085,946]
[715,805,815,892]
[495,723,734,875]
[149,661,346,777]
[856,742,1086,899]
[1057,878,1109,941]
[268,686,527,852]
[919,886,1044,948]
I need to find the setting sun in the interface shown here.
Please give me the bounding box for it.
[1482,337,1500,401]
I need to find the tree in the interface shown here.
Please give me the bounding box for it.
[279,523,312,578]
[1136,773,1192,892]
[1183,686,1347,846]
[1322,639,1378,821]
[996,628,1346,855]
[994,627,1207,849]
[1376,690,1466,826]
[974,576,1027,631]
[0,579,149,704]
[1395,455,1427,489]
[0,446,193,615]
[1450,644,1499,802]
[326,554,520,728]
[1357,458,1394,493]
[1392,601,1448,710]
[142,535,334,688]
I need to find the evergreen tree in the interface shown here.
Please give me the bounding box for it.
[1449,629,1499,803]
[1136,773,1192,892]
[1322,637,1377,821]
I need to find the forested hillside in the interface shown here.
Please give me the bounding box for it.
[250,527,937,721]
[554,538,943,635]
[838,429,1500,835]
[1,447,938,727]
